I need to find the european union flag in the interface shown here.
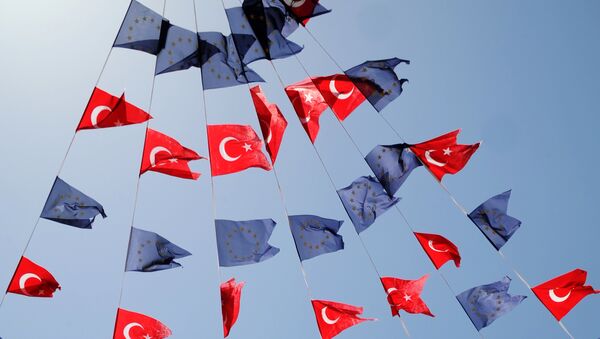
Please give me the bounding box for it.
[456,276,526,331]
[365,144,422,196]
[345,58,409,112]
[337,176,399,233]
[155,24,200,75]
[468,190,521,250]
[225,1,302,64]
[215,219,280,267]
[198,32,264,90]
[113,0,170,55]
[289,215,344,261]
[125,228,191,272]
[40,177,106,229]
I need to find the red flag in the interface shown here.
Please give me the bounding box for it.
[6,256,60,298]
[409,130,480,181]
[282,0,324,25]
[380,275,434,317]
[221,278,244,337]
[207,124,272,176]
[76,87,151,131]
[311,299,373,339]
[532,269,599,321]
[249,85,287,164]
[140,128,203,180]
[312,74,366,121]
[414,232,461,270]
[113,308,172,339]
[285,78,329,143]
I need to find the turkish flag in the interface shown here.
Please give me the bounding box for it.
[76,87,152,131]
[140,128,204,180]
[7,256,60,298]
[311,299,373,339]
[207,124,272,176]
[113,308,172,339]
[409,130,480,181]
[380,275,434,317]
[221,278,244,337]
[532,269,599,321]
[282,0,322,24]
[414,232,461,270]
[285,78,329,143]
[250,86,287,164]
[312,74,366,121]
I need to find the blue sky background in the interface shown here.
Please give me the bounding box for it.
[0,0,599,338]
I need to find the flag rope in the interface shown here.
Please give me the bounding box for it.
[300,24,575,339]
[0,0,133,310]
[112,1,168,332]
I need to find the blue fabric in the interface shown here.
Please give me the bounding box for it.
[113,0,169,55]
[365,143,422,196]
[289,215,344,261]
[345,58,409,112]
[337,176,399,233]
[155,25,200,75]
[40,177,106,229]
[225,1,302,64]
[198,32,264,90]
[468,190,521,250]
[125,227,191,272]
[215,219,280,267]
[456,276,526,331]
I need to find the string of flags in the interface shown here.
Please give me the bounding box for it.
[2,0,597,338]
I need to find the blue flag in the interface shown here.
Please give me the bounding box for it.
[289,215,344,261]
[225,1,302,64]
[345,58,409,112]
[365,143,422,196]
[456,276,526,331]
[125,227,191,272]
[215,219,280,267]
[113,0,170,55]
[337,176,399,233]
[40,177,106,229]
[155,24,200,75]
[198,32,264,90]
[468,190,521,250]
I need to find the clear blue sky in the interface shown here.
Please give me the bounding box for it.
[0,0,599,338]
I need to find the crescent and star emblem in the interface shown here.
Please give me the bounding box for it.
[123,322,144,339]
[329,76,354,100]
[90,105,112,128]
[266,128,273,144]
[219,137,241,162]
[424,150,447,167]
[284,0,306,8]
[428,240,449,253]
[321,307,340,325]
[149,146,172,167]
[19,273,42,296]
[549,289,572,303]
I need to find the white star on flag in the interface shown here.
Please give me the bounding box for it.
[242,143,252,152]
[443,147,452,156]
[403,294,412,301]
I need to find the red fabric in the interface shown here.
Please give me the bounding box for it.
[380,275,434,317]
[207,124,272,176]
[140,128,203,179]
[414,232,461,270]
[311,299,373,339]
[221,278,244,337]
[532,269,599,321]
[312,74,366,121]
[409,130,480,181]
[77,87,151,131]
[284,78,329,143]
[113,308,172,339]
[283,0,321,24]
[7,256,60,298]
[250,86,287,164]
